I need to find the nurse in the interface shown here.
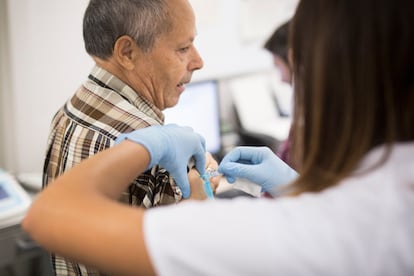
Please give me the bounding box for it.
[23,0,414,275]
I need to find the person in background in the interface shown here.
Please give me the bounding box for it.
[264,20,292,84]
[25,0,414,275]
[264,19,295,168]
[41,0,219,275]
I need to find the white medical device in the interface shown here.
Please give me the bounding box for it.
[0,170,32,229]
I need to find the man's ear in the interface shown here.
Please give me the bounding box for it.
[113,35,140,70]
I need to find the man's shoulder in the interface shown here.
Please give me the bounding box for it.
[50,88,156,140]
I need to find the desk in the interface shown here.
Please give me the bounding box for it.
[0,223,53,276]
[0,171,53,276]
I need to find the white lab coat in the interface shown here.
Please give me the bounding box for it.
[144,143,414,276]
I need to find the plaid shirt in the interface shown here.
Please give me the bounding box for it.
[43,66,182,276]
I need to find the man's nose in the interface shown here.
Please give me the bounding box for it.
[189,47,204,71]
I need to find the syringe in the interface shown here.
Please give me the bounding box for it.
[200,174,215,199]
[205,168,222,178]
[187,158,219,199]
[200,168,221,199]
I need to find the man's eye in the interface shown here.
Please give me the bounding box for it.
[178,46,190,53]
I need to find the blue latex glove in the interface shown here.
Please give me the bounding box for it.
[115,124,206,198]
[218,146,298,193]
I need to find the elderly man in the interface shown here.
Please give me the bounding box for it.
[42,0,218,275]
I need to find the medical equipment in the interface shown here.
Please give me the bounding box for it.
[164,80,222,156]
[0,170,32,229]
[201,172,216,199]
[205,168,221,179]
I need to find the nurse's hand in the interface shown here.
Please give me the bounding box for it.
[218,146,298,192]
[116,124,206,198]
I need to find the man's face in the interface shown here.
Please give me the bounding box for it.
[273,55,292,84]
[132,0,204,110]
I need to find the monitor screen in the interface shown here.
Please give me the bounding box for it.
[164,80,221,155]
[0,184,9,200]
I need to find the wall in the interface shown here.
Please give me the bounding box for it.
[0,0,15,170]
[5,0,93,174]
[3,0,296,174]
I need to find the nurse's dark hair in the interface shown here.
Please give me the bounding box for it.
[287,0,414,194]
[83,0,172,59]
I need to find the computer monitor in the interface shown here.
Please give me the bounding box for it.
[163,80,222,156]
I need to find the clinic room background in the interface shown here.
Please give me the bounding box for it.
[0,0,298,179]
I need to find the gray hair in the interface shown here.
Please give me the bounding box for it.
[83,0,171,59]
